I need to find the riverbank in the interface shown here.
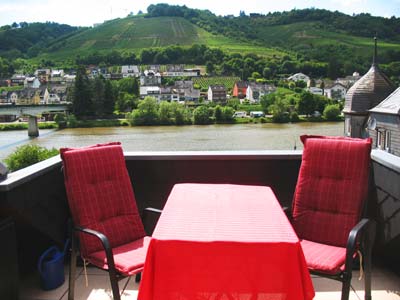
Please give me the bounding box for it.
[0,116,343,131]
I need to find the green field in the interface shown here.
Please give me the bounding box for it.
[255,21,400,56]
[30,15,400,65]
[37,16,285,62]
[193,76,240,91]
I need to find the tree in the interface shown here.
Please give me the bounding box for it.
[128,96,159,125]
[72,65,93,117]
[206,61,215,75]
[214,105,223,123]
[297,92,316,116]
[323,104,341,120]
[260,93,276,113]
[104,80,116,116]
[262,67,272,79]
[193,105,212,125]
[270,98,290,123]
[92,76,106,116]
[159,101,173,125]
[222,106,234,122]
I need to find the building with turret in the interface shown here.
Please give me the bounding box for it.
[343,38,396,138]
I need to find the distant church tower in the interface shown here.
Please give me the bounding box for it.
[343,37,395,138]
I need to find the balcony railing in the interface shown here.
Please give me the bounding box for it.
[0,150,399,299]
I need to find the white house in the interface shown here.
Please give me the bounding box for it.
[24,77,40,89]
[121,65,140,78]
[288,73,310,83]
[208,85,227,103]
[324,83,347,100]
[246,83,276,103]
[139,86,161,100]
[63,74,76,83]
[140,70,161,86]
[8,91,19,104]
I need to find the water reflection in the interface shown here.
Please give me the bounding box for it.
[0,122,343,161]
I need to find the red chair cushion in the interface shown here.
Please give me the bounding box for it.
[292,135,371,247]
[301,239,346,275]
[61,142,146,257]
[88,236,151,276]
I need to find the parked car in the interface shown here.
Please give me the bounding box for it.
[250,111,264,118]
[232,111,247,118]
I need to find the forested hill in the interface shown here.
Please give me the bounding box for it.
[0,22,81,58]
[146,4,400,62]
[147,4,400,41]
[0,3,400,70]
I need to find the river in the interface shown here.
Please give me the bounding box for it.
[0,122,343,162]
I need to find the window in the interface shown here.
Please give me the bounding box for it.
[385,130,391,152]
[376,129,391,152]
[376,130,383,149]
[345,118,351,136]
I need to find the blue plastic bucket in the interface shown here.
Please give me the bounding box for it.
[37,241,69,290]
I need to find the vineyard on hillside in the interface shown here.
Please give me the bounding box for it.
[193,76,240,92]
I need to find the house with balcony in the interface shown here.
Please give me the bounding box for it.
[13,88,41,105]
[23,77,40,89]
[34,69,51,83]
[139,86,161,100]
[208,84,227,103]
[324,82,347,100]
[246,82,276,103]
[121,65,140,78]
[140,70,162,86]
[232,81,248,99]
[173,80,200,102]
[10,74,26,86]
[368,87,400,157]
[49,70,64,83]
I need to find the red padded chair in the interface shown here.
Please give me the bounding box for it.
[291,135,376,300]
[61,142,160,300]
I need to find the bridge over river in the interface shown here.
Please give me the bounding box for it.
[0,104,68,136]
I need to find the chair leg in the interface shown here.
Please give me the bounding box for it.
[364,220,375,300]
[135,272,141,283]
[68,233,77,300]
[364,240,373,300]
[108,267,121,300]
[341,271,352,300]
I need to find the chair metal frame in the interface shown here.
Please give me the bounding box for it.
[67,207,162,300]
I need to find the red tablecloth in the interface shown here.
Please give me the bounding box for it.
[138,183,315,300]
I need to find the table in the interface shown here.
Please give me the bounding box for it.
[138,183,315,300]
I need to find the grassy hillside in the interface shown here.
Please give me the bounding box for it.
[253,21,400,59]
[39,16,283,62]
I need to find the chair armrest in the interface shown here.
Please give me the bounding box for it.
[282,206,292,220]
[74,226,117,272]
[344,218,376,272]
[144,207,163,215]
[142,207,162,235]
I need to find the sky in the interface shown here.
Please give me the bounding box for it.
[0,0,399,27]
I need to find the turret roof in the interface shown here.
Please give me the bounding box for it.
[343,38,395,115]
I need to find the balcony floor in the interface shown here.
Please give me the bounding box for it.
[20,262,400,300]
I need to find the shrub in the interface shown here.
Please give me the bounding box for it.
[67,115,78,127]
[290,112,300,122]
[323,104,341,121]
[4,145,59,172]
[54,113,67,128]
